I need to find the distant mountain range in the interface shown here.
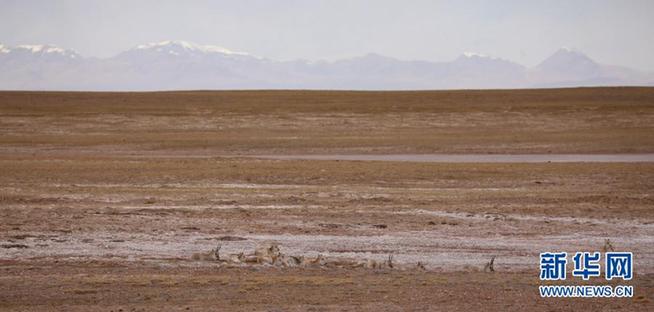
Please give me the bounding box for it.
[1,41,652,90]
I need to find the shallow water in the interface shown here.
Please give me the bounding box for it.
[251,154,654,163]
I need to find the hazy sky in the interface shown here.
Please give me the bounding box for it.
[1,0,653,70]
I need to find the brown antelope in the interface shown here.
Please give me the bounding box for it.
[191,246,219,261]
[227,252,245,264]
[278,254,303,267]
[195,245,244,265]
[193,244,399,271]
[301,254,325,267]
[364,254,394,269]
[254,242,281,265]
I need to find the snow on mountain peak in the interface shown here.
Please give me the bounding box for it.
[463,52,487,58]
[136,40,194,50]
[551,47,590,58]
[13,44,79,58]
[461,52,501,61]
[134,40,249,56]
[18,44,50,53]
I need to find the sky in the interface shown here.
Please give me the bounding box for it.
[1,0,653,70]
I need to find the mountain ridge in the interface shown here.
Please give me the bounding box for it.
[1,41,652,90]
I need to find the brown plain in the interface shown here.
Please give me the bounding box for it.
[0,87,653,311]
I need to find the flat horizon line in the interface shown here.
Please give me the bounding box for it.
[1,85,653,94]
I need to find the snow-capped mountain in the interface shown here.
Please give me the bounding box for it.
[0,44,80,61]
[127,40,251,57]
[116,41,255,63]
[101,41,274,90]
[0,43,84,90]
[0,41,652,90]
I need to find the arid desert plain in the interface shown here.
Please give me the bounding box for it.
[1,88,653,311]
